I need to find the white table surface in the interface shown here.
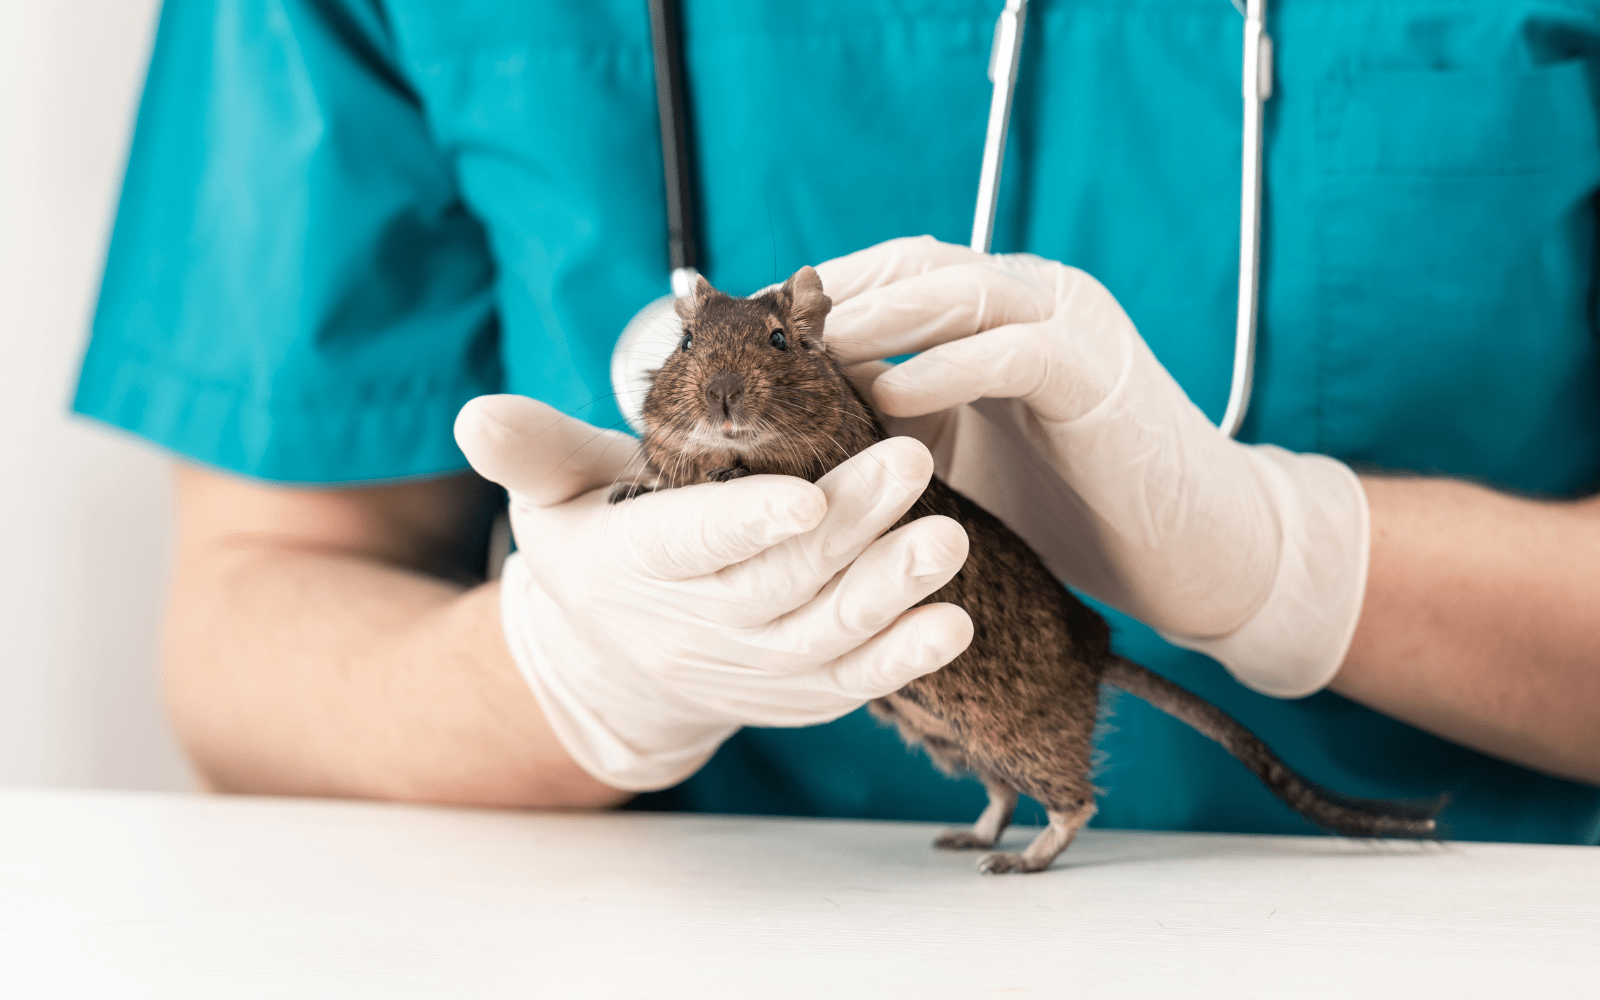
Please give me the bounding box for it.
[1,789,1594,998]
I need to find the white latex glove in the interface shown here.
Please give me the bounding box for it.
[454,394,974,791]
[816,237,1369,699]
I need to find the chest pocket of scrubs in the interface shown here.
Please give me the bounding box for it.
[1312,60,1600,496]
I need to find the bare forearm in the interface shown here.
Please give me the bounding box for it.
[165,519,626,809]
[1333,475,1600,785]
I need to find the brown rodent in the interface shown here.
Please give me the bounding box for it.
[613,265,1444,874]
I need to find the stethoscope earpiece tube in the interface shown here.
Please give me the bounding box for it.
[1221,0,1270,439]
[971,0,1029,254]
[975,0,1268,438]
[647,0,700,290]
[627,0,1268,439]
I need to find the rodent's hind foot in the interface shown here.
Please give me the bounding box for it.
[609,483,657,504]
[973,802,1092,875]
[934,828,998,851]
[708,465,751,482]
[976,851,1049,875]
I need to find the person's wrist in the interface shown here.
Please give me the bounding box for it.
[1159,447,1371,698]
[496,552,734,791]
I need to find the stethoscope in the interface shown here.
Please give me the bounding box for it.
[613,0,1273,438]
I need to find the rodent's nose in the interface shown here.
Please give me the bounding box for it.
[705,372,745,419]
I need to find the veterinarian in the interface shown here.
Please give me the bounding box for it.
[77,1,1600,841]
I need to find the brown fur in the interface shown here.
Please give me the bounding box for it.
[615,266,1444,873]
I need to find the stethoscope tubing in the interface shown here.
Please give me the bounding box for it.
[635,0,1268,437]
[647,0,702,297]
[1224,0,1270,439]
[971,0,1029,255]
[973,0,1267,437]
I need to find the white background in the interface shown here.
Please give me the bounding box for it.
[0,0,189,790]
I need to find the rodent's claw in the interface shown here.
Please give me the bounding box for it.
[976,851,1043,875]
[934,829,998,851]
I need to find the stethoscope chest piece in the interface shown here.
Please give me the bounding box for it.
[612,266,698,434]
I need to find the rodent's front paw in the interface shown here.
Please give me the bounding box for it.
[609,483,657,504]
[708,466,751,483]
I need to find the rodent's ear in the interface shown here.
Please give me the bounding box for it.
[782,265,832,350]
[673,275,715,324]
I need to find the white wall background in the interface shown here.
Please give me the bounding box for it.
[0,0,191,790]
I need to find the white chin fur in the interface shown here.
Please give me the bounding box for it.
[680,423,770,452]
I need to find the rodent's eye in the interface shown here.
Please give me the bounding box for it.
[679,331,693,352]
[769,329,788,351]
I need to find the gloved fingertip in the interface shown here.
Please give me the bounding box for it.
[870,366,955,419]
[457,393,552,435]
[454,394,559,464]
[453,394,494,452]
[814,235,973,304]
[456,394,640,504]
[714,476,826,538]
[784,481,829,527]
[868,605,974,692]
[872,435,935,478]
[913,603,975,664]
[454,396,514,480]
[907,516,970,580]
[832,604,974,699]
[755,478,828,540]
[815,437,934,516]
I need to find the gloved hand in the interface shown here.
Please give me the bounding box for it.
[454,394,973,791]
[816,237,1369,699]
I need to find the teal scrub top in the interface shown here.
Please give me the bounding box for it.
[77,0,1600,844]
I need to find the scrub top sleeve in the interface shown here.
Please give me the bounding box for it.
[74,0,500,484]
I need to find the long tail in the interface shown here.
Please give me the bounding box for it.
[1102,656,1446,838]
